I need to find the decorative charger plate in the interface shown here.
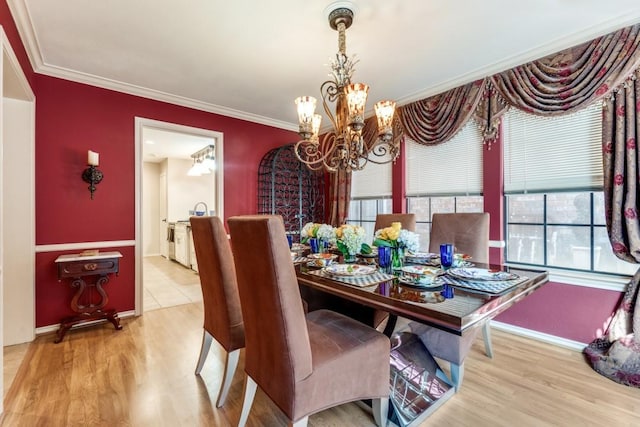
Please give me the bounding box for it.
[447,267,518,281]
[324,264,377,277]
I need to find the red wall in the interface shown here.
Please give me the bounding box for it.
[32,76,296,326]
[495,281,622,343]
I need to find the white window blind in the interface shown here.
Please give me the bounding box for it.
[503,102,603,193]
[351,161,392,198]
[406,121,483,196]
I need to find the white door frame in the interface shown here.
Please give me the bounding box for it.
[134,117,224,315]
[1,26,36,414]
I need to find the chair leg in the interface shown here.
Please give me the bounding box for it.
[450,362,465,392]
[237,375,257,427]
[195,330,213,375]
[482,320,494,359]
[216,348,240,407]
[372,397,389,427]
[290,417,308,427]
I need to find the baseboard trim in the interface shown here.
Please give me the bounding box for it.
[35,310,137,336]
[491,321,587,352]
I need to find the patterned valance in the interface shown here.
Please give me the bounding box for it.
[399,23,640,147]
[398,79,485,146]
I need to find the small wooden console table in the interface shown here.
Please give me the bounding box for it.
[54,251,124,343]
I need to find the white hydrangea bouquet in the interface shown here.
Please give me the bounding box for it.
[300,222,336,245]
[335,224,367,258]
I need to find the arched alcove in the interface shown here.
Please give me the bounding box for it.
[258,144,325,240]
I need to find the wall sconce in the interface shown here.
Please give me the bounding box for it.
[82,150,103,199]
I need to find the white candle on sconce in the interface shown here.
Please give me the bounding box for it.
[88,150,99,166]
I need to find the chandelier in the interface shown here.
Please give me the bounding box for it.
[294,4,400,173]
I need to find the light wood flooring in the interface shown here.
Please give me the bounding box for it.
[2,299,639,426]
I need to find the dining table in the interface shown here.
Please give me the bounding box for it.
[295,252,548,425]
[294,257,549,374]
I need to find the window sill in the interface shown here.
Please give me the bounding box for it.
[504,263,632,292]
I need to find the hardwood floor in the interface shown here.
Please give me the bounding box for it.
[1,302,638,426]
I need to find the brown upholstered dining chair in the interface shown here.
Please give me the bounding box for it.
[228,215,390,427]
[190,216,245,408]
[374,213,416,232]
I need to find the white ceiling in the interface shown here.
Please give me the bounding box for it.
[7,0,640,159]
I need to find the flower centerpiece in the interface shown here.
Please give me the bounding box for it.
[335,224,367,263]
[301,222,336,252]
[373,222,420,269]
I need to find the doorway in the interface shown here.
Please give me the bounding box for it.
[134,118,224,315]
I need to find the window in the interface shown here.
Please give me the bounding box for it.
[348,162,392,242]
[348,198,392,243]
[407,196,484,249]
[405,121,485,249]
[506,192,637,275]
[503,102,635,275]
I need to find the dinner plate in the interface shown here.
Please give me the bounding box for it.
[406,252,438,260]
[400,265,442,276]
[358,252,378,258]
[447,267,518,281]
[397,276,444,290]
[324,264,377,277]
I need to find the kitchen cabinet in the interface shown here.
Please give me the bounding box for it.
[189,227,198,272]
[174,222,190,267]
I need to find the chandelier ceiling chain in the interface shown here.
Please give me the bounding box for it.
[294,4,401,173]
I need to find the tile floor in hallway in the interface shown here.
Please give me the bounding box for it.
[143,255,202,311]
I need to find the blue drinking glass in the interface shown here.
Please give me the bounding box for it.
[440,283,455,299]
[378,246,392,274]
[440,243,454,269]
[309,238,320,254]
[286,234,293,249]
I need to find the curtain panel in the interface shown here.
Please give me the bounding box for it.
[583,71,640,388]
[327,169,351,227]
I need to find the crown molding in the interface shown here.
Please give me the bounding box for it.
[34,63,299,131]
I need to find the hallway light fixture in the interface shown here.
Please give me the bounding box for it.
[294,2,399,173]
[82,150,103,200]
[187,144,215,176]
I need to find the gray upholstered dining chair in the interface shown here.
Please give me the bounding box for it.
[228,215,390,427]
[374,213,416,232]
[398,213,492,391]
[190,216,245,408]
[429,213,491,352]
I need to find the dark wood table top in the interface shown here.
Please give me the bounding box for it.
[296,263,548,335]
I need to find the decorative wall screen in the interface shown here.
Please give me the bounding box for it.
[258,144,325,239]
